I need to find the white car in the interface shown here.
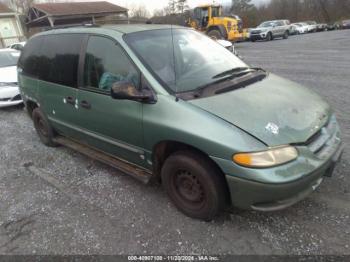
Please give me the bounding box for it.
[303,21,317,32]
[0,49,22,108]
[8,41,26,51]
[217,39,237,55]
[292,23,308,34]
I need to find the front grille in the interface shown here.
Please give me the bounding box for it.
[306,115,339,158]
[251,30,261,34]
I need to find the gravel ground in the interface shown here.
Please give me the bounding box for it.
[0,30,349,255]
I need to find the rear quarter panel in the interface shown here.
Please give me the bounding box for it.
[18,73,38,105]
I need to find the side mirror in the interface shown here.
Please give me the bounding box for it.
[111,81,156,103]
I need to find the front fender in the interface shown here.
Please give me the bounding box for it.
[142,95,266,161]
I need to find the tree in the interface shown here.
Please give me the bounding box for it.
[230,0,256,27]
[153,8,166,17]
[231,0,254,14]
[1,0,35,14]
[129,4,150,19]
[168,0,177,14]
[176,0,189,14]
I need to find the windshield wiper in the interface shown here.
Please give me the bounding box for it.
[212,67,257,79]
[188,68,266,99]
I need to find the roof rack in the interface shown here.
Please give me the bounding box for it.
[45,23,100,31]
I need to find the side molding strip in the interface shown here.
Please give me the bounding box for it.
[48,116,144,155]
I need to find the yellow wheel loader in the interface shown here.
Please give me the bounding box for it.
[188,4,245,42]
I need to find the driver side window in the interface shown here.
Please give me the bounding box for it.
[83,36,139,92]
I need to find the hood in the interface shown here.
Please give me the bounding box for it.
[0,66,18,83]
[190,74,331,146]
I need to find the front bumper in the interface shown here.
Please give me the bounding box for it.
[0,86,23,108]
[225,143,344,211]
[212,117,343,211]
[250,33,267,41]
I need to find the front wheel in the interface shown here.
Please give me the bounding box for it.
[207,29,223,40]
[266,32,272,41]
[283,31,289,39]
[161,151,228,221]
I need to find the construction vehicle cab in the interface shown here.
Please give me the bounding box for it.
[190,4,243,42]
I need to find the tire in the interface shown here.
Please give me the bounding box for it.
[283,31,289,39]
[251,39,256,42]
[207,29,223,40]
[161,150,228,221]
[32,108,58,147]
[266,32,272,41]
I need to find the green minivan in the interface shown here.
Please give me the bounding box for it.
[18,25,343,220]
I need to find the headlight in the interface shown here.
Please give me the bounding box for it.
[233,146,298,168]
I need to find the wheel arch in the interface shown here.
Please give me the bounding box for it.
[25,100,39,118]
[152,140,231,205]
[152,140,230,200]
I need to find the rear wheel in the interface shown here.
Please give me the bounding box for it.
[207,29,223,40]
[32,108,58,147]
[161,151,228,221]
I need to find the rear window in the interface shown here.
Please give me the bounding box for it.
[18,36,43,76]
[39,34,84,87]
[19,33,84,87]
[0,51,20,67]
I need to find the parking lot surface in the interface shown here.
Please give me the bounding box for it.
[0,30,349,255]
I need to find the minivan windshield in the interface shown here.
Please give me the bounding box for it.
[0,51,19,68]
[125,29,247,93]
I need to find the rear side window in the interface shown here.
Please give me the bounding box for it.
[18,36,43,77]
[39,34,84,87]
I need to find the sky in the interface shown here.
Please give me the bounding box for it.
[88,0,270,15]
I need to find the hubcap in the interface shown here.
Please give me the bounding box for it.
[174,170,204,203]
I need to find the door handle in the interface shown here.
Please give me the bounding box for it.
[66,96,75,105]
[80,100,91,109]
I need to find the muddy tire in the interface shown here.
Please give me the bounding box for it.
[32,108,58,147]
[207,29,223,40]
[161,151,228,221]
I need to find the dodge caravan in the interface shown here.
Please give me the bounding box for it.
[18,25,343,220]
